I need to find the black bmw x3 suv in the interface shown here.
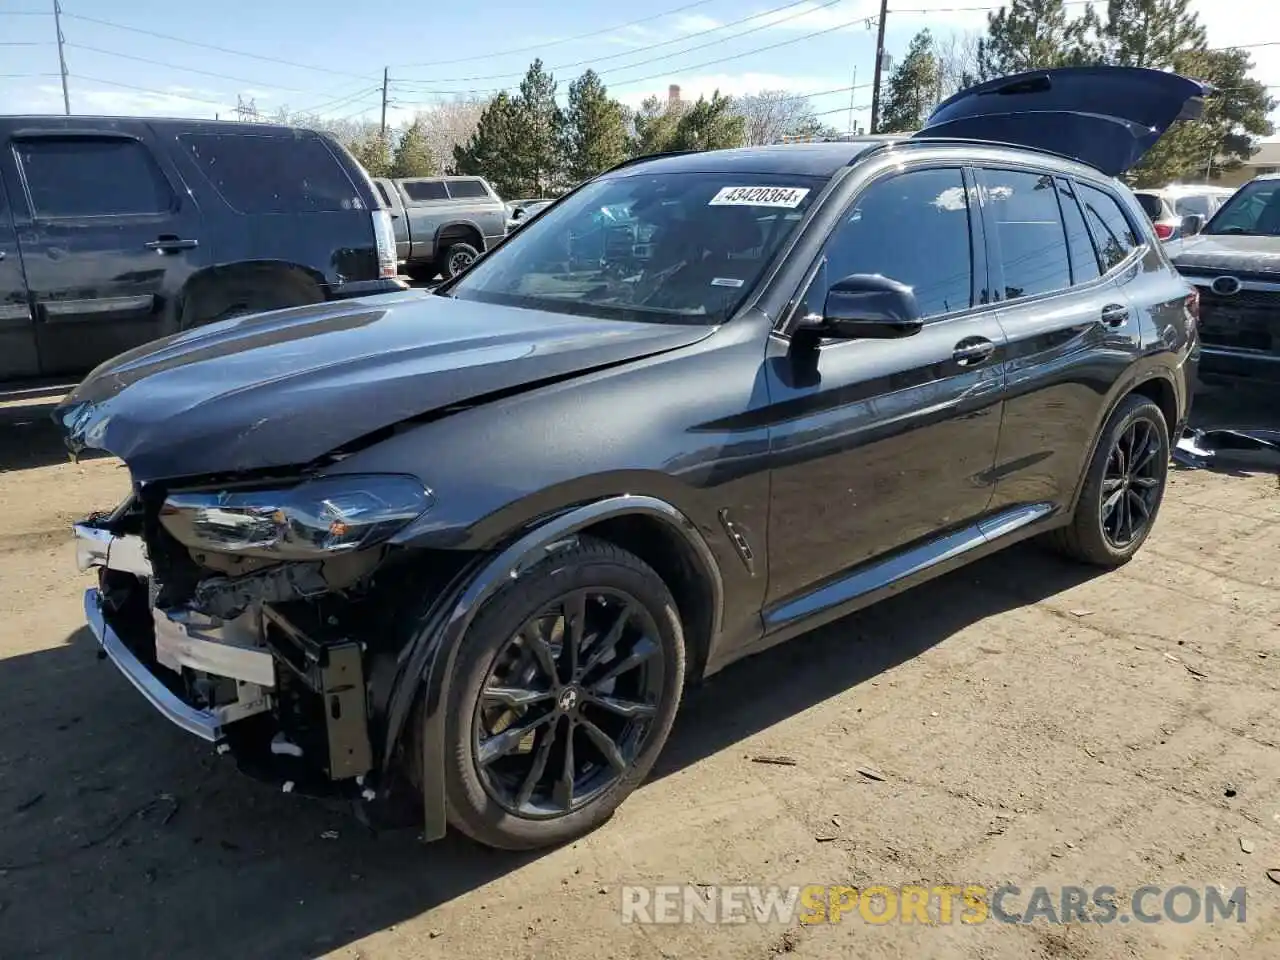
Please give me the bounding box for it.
[60,67,1201,851]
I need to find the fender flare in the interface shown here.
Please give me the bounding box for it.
[1066,366,1182,513]
[377,494,724,842]
[433,219,486,250]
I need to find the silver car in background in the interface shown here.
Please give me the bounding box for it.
[1135,184,1235,241]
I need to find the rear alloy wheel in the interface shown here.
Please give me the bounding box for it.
[443,241,480,278]
[441,537,685,850]
[1048,394,1170,566]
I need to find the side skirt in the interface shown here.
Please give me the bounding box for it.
[707,502,1060,673]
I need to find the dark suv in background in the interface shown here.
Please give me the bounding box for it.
[0,117,405,390]
[62,66,1200,853]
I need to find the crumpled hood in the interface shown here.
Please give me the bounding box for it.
[55,290,714,483]
[1166,233,1280,274]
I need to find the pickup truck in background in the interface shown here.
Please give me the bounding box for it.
[371,176,508,281]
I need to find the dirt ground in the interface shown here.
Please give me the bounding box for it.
[1,388,1278,960]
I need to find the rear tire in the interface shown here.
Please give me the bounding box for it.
[442,242,481,278]
[1048,394,1170,567]
[440,536,685,851]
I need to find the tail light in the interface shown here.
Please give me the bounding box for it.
[1154,222,1174,241]
[372,210,398,279]
[1185,287,1200,328]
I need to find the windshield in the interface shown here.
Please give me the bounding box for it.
[448,172,826,323]
[1204,179,1280,236]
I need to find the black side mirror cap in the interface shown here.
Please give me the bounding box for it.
[796,274,924,341]
[1180,213,1205,237]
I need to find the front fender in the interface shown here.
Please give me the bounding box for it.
[378,495,724,843]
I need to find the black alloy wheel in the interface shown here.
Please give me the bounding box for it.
[444,242,480,278]
[473,588,665,818]
[1047,394,1170,567]
[1100,417,1163,548]
[438,537,685,850]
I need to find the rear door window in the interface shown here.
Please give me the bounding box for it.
[15,138,173,218]
[402,180,448,201]
[446,179,489,199]
[822,166,974,319]
[181,132,363,214]
[1076,183,1140,270]
[980,169,1072,301]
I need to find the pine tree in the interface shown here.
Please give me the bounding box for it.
[879,30,942,133]
[350,129,392,178]
[1101,0,1205,68]
[510,59,566,195]
[976,0,1101,79]
[668,92,745,152]
[563,70,629,183]
[390,118,437,178]
[453,92,523,196]
[632,95,684,155]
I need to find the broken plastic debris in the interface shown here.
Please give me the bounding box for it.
[215,743,231,755]
[361,788,377,802]
[320,830,339,840]
[282,780,295,794]
[270,733,304,758]
[1174,427,1280,469]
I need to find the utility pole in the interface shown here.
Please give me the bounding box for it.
[846,66,858,136]
[53,0,70,115]
[381,67,389,137]
[869,0,889,134]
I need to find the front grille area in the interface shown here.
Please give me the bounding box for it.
[1196,287,1280,354]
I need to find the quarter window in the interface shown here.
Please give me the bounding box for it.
[15,138,173,218]
[982,169,1072,301]
[820,167,973,320]
[402,180,448,201]
[1076,183,1140,270]
[181,133,363,214]
[446,179,489,199]
[1056,178,1101,284]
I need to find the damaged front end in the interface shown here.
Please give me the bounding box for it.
[76,472,456,808]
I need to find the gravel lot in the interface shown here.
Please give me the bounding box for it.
[1,387,1277,960]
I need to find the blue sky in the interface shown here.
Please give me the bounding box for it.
[1,0,1276,135]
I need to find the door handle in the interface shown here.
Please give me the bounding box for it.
[1101,303,1129,327]
[952,337,996,366]
[145,237,199,252]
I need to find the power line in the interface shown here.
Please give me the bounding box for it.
[58,12,374,79]
[394,0,840,86]
[391,0,722,68]
[289,84,384,117]
[0,41,54,46]
[64,42,311,92]
[0,73,62,79]
[69,74,231,109]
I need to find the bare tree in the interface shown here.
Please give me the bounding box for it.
[412,97,491,174]
[934,30,984,100]
[734,90,822,146]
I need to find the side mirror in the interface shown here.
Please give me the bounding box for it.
[1180,214,1205,237]
[796,274,924,341]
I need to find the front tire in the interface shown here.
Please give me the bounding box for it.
[1049,394,1170,566]
[440,537,685,851]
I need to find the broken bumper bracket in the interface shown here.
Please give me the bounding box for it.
[83,588,225,744]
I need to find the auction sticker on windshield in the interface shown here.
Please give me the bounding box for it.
[709,186,810,208]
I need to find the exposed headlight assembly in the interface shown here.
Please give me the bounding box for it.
[160,475,433,559]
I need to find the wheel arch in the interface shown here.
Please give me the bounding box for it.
[1067,365,1183,513]
[177,260,326,329]
[434,220,484,251]
[379,494,724,842]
